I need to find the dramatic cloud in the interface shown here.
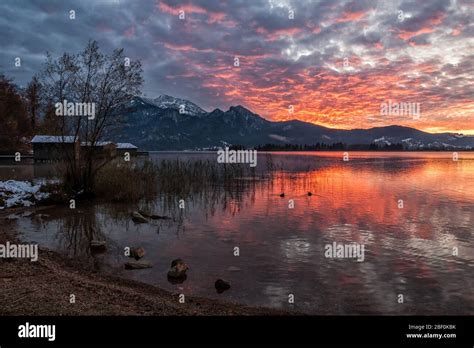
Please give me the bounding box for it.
[1,0,473,133]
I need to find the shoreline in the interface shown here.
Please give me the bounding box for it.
[0,206,295,316]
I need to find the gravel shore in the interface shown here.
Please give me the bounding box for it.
[0,207,291,316]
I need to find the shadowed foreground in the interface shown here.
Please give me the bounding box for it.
[0,214,290,316]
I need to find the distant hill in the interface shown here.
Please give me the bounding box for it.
[109,95,474,151]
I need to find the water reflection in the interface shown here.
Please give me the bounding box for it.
[8,152,474,314]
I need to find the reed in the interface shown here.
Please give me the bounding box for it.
[93,160,158,202]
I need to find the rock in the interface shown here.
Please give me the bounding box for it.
[131,211,148,223]
[90,240,107,252]
[171,258,187,268]
[226,266,241,272]
[22,211,33,217]
[137,209,170,220]
[215,279,231,293]
[138,210,151,218]
[150,214,170,220]
[124,261,153,270]
[130,247,146,260]
[167,275,187,285]
[167,258,189,279]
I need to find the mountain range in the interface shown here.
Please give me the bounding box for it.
[110,95,474,151]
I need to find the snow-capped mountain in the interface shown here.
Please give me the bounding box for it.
[141,95,207,116]
[115,95,474,151]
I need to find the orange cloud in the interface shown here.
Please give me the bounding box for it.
[256,27,303,40]
[157,1,207,15]
[398,27,434,40]
[161,42,213,53]
[335,10,366,23]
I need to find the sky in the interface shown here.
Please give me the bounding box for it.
[1,0,473,134]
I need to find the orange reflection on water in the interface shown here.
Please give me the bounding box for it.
[212,154,474,245]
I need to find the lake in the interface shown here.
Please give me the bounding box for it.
[3,151,474,314]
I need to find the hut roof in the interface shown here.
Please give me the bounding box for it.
[81,141,114,147]
[116,143,138,149]
[31,136,137,150]
[31,135,76,144]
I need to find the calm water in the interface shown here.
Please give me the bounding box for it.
[3,152,474,314]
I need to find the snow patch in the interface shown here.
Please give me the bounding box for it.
[269,134,290,143]
[374,136,392,146]
[142,95,207,116]
[0,180,50,209]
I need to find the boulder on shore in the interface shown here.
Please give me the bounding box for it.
[124,260,153,270]
[167,258,189,279]
[138,210,170,220]
[150,214,170,220]
[215,279,231,293]
[131,211,148,223]
[138,210,151,218]
[130,247,146,260]
[90,240,107,252]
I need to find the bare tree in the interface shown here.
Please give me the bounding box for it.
[25,75,42,131]
[0,74,30,151]
[40,40,143,195]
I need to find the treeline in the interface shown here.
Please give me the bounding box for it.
[0,74,60,153]
[253,143,405,151]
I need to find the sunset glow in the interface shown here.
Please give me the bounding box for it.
[1,0,473,133]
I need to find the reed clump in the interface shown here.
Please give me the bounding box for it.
[155,159,251,194]
[82,158,260,202]
[94,160,159,202]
